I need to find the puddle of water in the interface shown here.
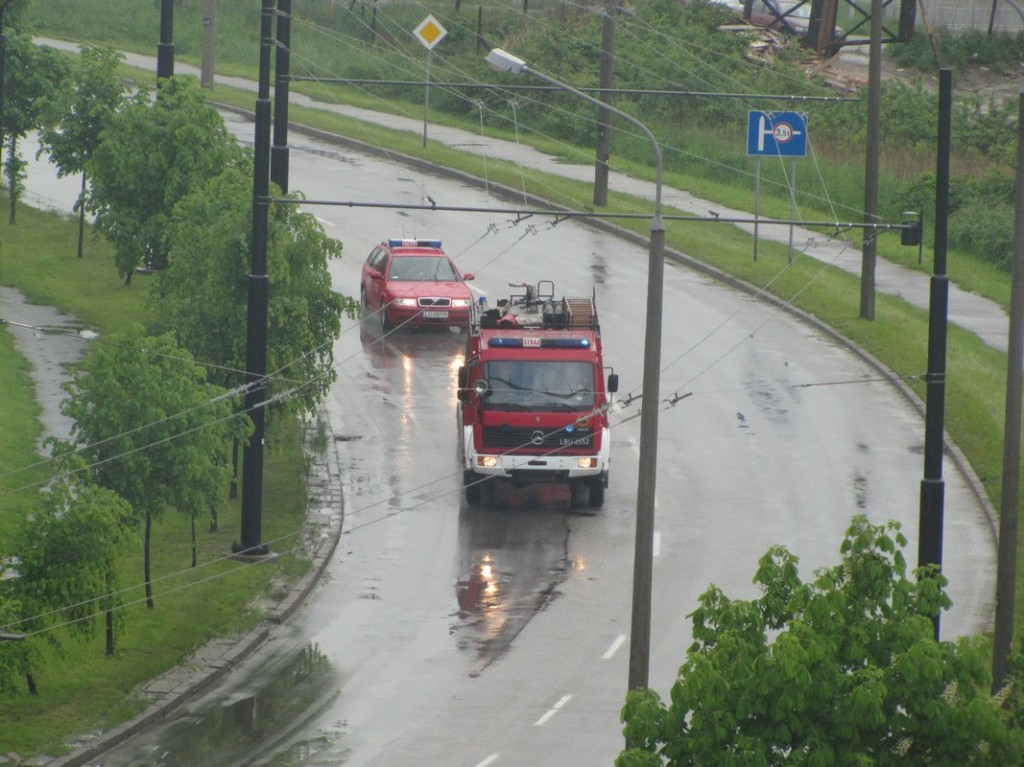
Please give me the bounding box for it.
[102,644,340,767]
[0,286,93,452]
[451,505,573,676]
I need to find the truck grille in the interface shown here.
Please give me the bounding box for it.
[482,426,593,451]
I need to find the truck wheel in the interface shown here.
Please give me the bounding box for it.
[588,478,605,508]
[465,482,482,506]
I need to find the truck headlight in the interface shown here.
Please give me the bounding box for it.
[577,457,597,469]
[477,456,498,468]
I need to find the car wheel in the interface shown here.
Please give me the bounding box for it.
[379,300,391,332]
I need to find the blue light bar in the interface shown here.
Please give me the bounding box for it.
[486,337,591,349]
[540,338,591,349]
[388,238,442,248]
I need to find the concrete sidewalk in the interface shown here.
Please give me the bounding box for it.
[36,37,1011,355]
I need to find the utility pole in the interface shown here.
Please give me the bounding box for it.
[158,0,174,81]
[992,87,1024,692]
[0,0,11,186]
[271,0,291,193]
[860,0,882,320]
[593,3,615,206]
[235,0,275,558]
[918,69,952,641]
[201,0,217,90]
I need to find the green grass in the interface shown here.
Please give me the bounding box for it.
[0,329,45,544]
[0,205,312,755]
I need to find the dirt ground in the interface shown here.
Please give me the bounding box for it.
[813,42,1024,104]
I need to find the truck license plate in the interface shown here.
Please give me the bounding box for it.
[423,310,449,319]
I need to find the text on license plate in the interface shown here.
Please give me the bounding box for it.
[423,310,449,319]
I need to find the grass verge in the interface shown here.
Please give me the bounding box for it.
[0,206,313,756]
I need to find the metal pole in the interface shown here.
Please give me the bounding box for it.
[271,0,291,193]
[753,157,760,261]
[201,0,217,90]
[918,68,952,640]
[157,0,174,81]
[236,0,274,557]
[423,50,432,147]
[0,1,8,186]
[860,0,882,320]
[593,6,614,206]
[787,158,796,264]
[992,87,1024,691]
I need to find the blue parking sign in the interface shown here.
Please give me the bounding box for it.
[747,111,808,157]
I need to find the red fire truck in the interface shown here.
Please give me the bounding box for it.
[457,280,618,508]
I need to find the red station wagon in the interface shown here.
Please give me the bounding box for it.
[360,239,477,331]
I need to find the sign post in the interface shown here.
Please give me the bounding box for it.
[413,15,447,147]
[746,111,808,262]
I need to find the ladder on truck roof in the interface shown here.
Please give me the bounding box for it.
[564,297,596,329]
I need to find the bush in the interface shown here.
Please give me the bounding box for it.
[950,200,1015,270]
[890,28,1024,72]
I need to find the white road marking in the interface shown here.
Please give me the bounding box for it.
[534,694,572,726]
[602,633,627,659]
[474,754,500,767]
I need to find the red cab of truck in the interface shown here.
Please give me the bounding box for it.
[457,281,618,508]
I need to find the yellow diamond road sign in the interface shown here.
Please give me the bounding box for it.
[414,15,447,51]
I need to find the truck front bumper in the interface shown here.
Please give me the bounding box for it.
[463,426,610,483]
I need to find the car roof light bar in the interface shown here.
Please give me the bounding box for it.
[389,238,442,248]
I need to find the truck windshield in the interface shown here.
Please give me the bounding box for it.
[483,361,596,411]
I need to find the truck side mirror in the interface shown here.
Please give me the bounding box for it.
[607,373,619,393]
[457,366,468,402]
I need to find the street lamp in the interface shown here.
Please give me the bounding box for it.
[485,48,666,693]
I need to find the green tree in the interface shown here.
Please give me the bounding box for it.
[10,468,131,683]
[59,323,251,608]
[2,34,71,224]
[37,45,140,258]
[618,516,1024,766]
[149,167,356,506]
[152,166,355,411]
[87,75,244,284]
[0,597,35,697]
